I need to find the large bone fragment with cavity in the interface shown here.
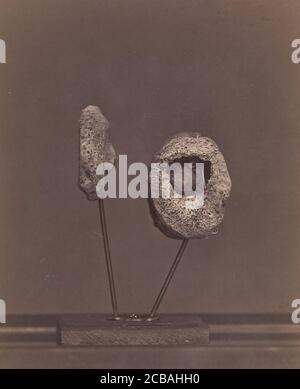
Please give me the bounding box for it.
[148,133,232,239]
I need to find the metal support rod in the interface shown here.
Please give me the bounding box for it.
[98,199,119,318]
[149,239,189,319]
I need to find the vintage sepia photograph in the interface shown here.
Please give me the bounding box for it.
[0,0,299,382]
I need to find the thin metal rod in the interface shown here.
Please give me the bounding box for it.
[98,199,119,318]
[149,239,189,318]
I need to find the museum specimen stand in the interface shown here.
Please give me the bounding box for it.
[59,200,209,346]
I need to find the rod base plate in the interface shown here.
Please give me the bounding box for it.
[59,314,209,346]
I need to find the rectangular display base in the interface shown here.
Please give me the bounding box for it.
[59,314,209,346]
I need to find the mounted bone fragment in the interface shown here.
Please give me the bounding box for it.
[79,105,119,317]
[79,105,115,200]
[148,133,231,239]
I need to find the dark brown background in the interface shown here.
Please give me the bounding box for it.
[0,0,299,315]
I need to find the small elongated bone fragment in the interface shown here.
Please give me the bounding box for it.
[79,106,115,200]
